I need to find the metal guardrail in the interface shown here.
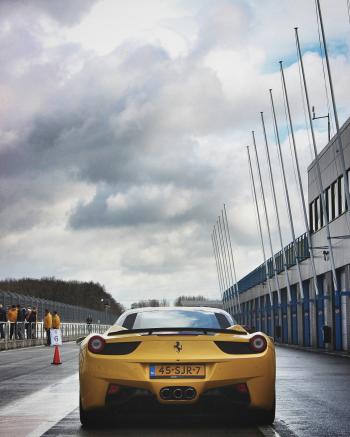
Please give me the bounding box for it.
[0,322,110,350]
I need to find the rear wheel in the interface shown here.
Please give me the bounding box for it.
[79,396,100,428]
[255,395,275,425]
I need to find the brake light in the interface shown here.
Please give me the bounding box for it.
[108,384,120,395]
[88,335,105,353]
[235,383,248,393]
[249,335,267,353]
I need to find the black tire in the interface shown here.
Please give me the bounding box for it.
[256,396,276,425]
[79,397,100,428]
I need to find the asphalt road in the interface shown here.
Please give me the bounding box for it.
[0,343,349,436]
[0,344,78,409]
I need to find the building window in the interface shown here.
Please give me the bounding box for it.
[332,181,338,220]
[313,199,317,231]
[325,187,330,222]
[315,196,320,231]
[309,201,314,232]
[339,175,346,214]
[309,169,350,231]
[346,169,350,211]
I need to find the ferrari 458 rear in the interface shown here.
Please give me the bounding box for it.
[79,307,275,427]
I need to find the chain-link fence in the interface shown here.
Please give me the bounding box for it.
[0,289,117,324]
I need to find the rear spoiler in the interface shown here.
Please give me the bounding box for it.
[107,327,248,337]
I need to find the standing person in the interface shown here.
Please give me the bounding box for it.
[0,304,7,339]
[86,315,92,333]
[52,311,61,329]
[7,305,17,339]
[28,307,37,339]
[25,307,31,338]
[16,304,25,339]
[44,309,52,346]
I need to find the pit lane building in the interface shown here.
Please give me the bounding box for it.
[223,117,350,352]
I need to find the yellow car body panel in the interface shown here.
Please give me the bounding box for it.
[79,330,275,412]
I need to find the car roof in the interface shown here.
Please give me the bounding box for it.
[115,306,233,325]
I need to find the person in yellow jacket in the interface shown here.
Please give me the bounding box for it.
[7,305,17,339]
[52,311,61,329]
[44,309,52,346]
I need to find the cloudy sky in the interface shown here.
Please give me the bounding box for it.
[1,0,350,308]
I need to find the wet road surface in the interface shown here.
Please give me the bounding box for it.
[0,343,349,436]
[0,343,78,409]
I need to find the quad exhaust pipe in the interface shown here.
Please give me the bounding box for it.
[184,387,196,399]
[159,387,171,400]
[160,386,196,401]
[173,388,183,399]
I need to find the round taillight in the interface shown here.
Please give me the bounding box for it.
[249,335,267,353]
[88,335,105,354]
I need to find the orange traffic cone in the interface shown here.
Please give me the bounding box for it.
[51,345,62,365]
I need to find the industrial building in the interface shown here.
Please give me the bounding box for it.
[223,116,350,352]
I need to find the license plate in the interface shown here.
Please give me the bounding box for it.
[149,364,205,379]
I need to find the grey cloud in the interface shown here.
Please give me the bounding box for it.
[0,171,70,233]
[0,0,98,26]
[2,0,348,306]
[1,39,232,227]
[69,181,216,230]
[117,212,258,277]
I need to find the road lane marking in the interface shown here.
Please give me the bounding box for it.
[0,372,79,437]
[258,425,282,437]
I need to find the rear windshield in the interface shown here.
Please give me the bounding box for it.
[124,310,231,330]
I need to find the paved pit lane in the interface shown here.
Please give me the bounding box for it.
[0,342,78,409]
[42,409,277,437]
[0,344,349,436]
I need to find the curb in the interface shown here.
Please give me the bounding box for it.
[276,342,350,358]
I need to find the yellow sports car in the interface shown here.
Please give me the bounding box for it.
[79,307,275,427]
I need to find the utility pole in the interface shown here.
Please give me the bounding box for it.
[223,204,241,311]
[279,60,319,296]
[295,27,338,292]
[246,146,273,307]
[269,88,305,300]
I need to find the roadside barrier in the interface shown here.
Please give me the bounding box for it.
[0,322,110,351]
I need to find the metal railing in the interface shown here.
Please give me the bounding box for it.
[0,290,117,324]
[0,322,110,350]
[223,232,310,300]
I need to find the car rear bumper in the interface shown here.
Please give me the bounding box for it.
[79,346,275,412]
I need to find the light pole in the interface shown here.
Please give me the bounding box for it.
[100,299,106,324]
[101,298,110,324]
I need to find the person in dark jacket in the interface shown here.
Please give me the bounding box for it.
[25,307,31,338]
[28,307,37,339]
[86,315,92,333]
[16,304,26,339]
[0,304,6,339]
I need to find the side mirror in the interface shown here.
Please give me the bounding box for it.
[76,336,86,344]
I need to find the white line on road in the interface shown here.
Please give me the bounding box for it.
[258,425,282,437]
[0,372,79,437]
